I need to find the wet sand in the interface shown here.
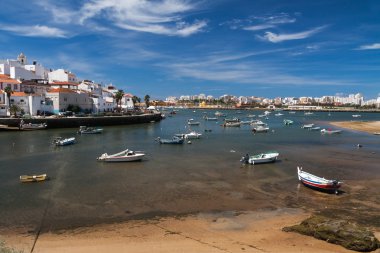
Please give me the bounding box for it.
[330,121,380,134]
[2,208,362,253]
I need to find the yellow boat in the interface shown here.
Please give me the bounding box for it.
[19,174,48,183]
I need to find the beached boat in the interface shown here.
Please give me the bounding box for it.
[241,151,279,165]
[283,119,294,125]
[252,125,269,133]
[222,122,241,127]
[157,136,184,144]
[20,122,47,130]
[301,123,314,129]
[97,149,145,162]
[188,119,200,125]
[297,166,342,194]
[20,174,48,183]
[77,126,103,134]
[321,129,342,134]
[53,137,76,146]
[374,132,380,135]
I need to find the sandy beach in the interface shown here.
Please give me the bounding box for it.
[330,121,380,134]
[2,208,369,253]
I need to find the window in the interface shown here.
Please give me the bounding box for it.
[14,84,18,90]
[20,99,24,103]
[64,97,67,102]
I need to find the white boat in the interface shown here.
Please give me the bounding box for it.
[241,151,279,165]
[304,112,314,115]
[175,131,202,139]
[352,114,361,118]
[321,129,342,134]
[78,126,103,134]
[264,111,271,115]
[53,137,76,146]
[240,120,253,125]
[20,122,47,130]
[222,122,241,127]
[215,111,226,117]
[204,116,218,121]
[252,125,269,133]
[250,120,266,126]
[301,123,314,129]
[297,167,342,194]
[247,114,256,118]
[310,126,321,131]
[188,119,200,125]
[97,149,145,162]
[288,111,296,114]
[274,113,283,116]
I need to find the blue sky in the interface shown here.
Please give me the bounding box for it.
[0,0,379,99]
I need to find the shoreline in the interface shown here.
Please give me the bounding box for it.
[330,121,380,134]
[1,208,360,253]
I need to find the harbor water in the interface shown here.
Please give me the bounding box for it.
[0,110,380,231]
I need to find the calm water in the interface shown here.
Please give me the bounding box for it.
[1,110,380,231]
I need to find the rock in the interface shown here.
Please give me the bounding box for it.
[283,215,379,252]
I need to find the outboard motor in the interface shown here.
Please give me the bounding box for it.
[240,154,250,164]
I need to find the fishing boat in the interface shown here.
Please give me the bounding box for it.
[53,137,76,146]
[297,166,342,194]
[301,123,314,129]
[224,118,240,123]
[77,126,103,134]
[321,129,342,134]
[188,119,200,125]
[252,125,269,133]
[97,149,145,162]
[283,119,294,125]
[20,122,47,130]
[20,174,48,183]
[157,136,184,144]
[240,151,279,165]
[222,122,241,127]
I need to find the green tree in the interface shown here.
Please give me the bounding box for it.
[144,94,150,107]
[114,90,124,112]
[4,86,13,109]
[9,104,20,117]
[132,95,141,104]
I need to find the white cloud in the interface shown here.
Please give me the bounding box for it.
[224,13,296,31]
[258,26,326,43]
[0,24,67,38]
[243,24,275,31]
[77,0,206,36]
[356,43,380,50]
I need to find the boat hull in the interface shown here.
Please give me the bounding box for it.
[20,174,48,183]
[99,154,145,162]
[297,167,341,194]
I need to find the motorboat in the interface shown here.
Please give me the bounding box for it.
[301,123,314,129]
[157,136,184,144]
[241,151,279,165]
[252,125,269,133]
[222,122,241,127]
[250,120,266,126]
[204,116,218,121]
[283,119,294,125]
[20,122,47,130]
[321,129,342,134]
[78,126,103,134]
[224,118,240,123]
[53,137,76,146]
[304,112,314,115]
[310,126,321,131]
[247,114,256,118]
[275,113,283,116]
[215,111,226,117]
[20,174,48,183]
[188,119,200,125]
[288,111,296,114]
[97,149,145,162]
[352,114,361,118]
[297,166,342,194]
[175,131,202,139]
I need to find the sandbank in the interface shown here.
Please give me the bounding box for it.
[330,121,380,134]
[2,208,361,253]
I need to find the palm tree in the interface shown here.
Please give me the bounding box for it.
[4,86,13,116]
[114,90,124,112]
[144,94,150,107]
[132,95,141,104]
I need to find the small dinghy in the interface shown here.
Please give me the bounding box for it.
[20,174,48,183]
[297,167,342,194]
[53,137,76,146]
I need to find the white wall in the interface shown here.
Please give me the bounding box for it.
[10,66,38,80]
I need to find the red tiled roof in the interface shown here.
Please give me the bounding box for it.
[124,93,133,97]
[47,88,77,93]
[0,74,21,84]
[12,91,28,97]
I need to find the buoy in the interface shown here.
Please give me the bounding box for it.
[187,141,192,144]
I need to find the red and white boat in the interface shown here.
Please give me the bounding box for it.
[297,167,342,194]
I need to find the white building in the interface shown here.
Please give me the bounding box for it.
[78,80,103,96]
[121,93,134,110]
[0,53,48,80]
[46,88,93,114]
[91,96,115,113]
[48,69,78,83]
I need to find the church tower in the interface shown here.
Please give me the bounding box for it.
[17,52,27,65]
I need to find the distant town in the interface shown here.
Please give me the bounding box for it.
[0,53,379,118]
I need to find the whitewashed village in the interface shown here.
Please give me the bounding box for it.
[0,53,134,117]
